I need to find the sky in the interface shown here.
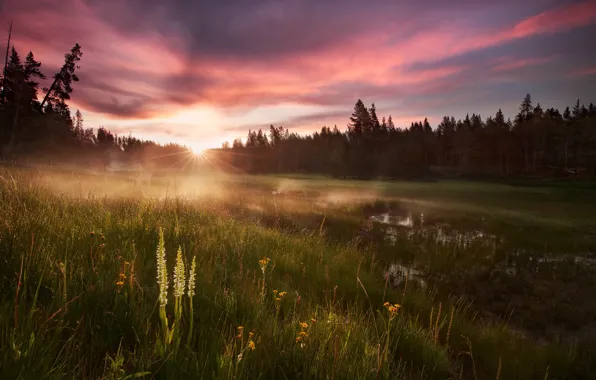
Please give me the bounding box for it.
[1,0,596,151]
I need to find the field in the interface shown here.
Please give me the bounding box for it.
[1,167,595,379]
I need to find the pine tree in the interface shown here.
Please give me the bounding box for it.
[256,129,269,147]
[533,103,543,119]
[516,94,533,124]
[387,115,395,130]
[423,118,432,133]
[580,104,588,118]
[23,51,45,109]
[4,47,24,105]
[349,99,369,135]
[495,109,505,126]
[74,109,84,140]
[369,103,380,131]
[572,99,581,119]
[41,43,82,115]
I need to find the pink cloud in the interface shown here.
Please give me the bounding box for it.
[569,66,596,77]
[201,1,595,108]
[508,1,596,39]
[492,56,557,72]
[1,0,594,143]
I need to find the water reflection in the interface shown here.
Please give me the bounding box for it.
[370,213,414,228]
[369,209,595,282]
[370,211,499,250]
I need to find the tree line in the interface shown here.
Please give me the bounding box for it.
[218,96,596,179]
[2,29,595,179]
[0,32,193,171]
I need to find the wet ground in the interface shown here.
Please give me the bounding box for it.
[363,203,596,342]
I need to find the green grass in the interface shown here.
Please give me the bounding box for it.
[0,168,594,379]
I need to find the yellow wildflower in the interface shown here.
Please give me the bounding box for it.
[258,257,270,272]
[249,332,254,338]
[299,331,308,337]
[248,340,255,350]
[279,291,287,298]
[300,322,308,329]
[116,281,124,286]
[384,302,402,320]
[275,297,281,302]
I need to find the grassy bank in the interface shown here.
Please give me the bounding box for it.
[0,168,594,379]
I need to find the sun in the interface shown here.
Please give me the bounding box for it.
[189,142,209,155]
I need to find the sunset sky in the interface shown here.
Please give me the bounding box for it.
[1,0,595,151]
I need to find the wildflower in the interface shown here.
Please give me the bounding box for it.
[119,273,127,280]
[258,257,270,273]
[384,302,401,320]
[276,297,281,302]
[116,281,124,286]
[298,331,308,337]
[238,326,244,332]
[187,255,196,298]
[279,291,287,298]
[273,289,278,295]
[90,231,95,237]
[173,246,186,298]
[248,340,255,350]
[296,336,302,342]
[249,332,254,339]
[311,318,317,324]
[300,322,308,329]
[156,227,168,307]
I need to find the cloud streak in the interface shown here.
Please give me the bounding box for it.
[0,0,595,144]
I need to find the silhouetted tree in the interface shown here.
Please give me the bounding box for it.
[219,94,596,180]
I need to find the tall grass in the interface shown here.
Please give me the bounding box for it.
[0,169,592,379]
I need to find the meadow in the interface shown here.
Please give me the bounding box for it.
[1,166,595,379]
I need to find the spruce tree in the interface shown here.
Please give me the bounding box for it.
[349,99,370,135]
[23,51,45,109]
[387,115,395,130]
[369,103,380,131]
